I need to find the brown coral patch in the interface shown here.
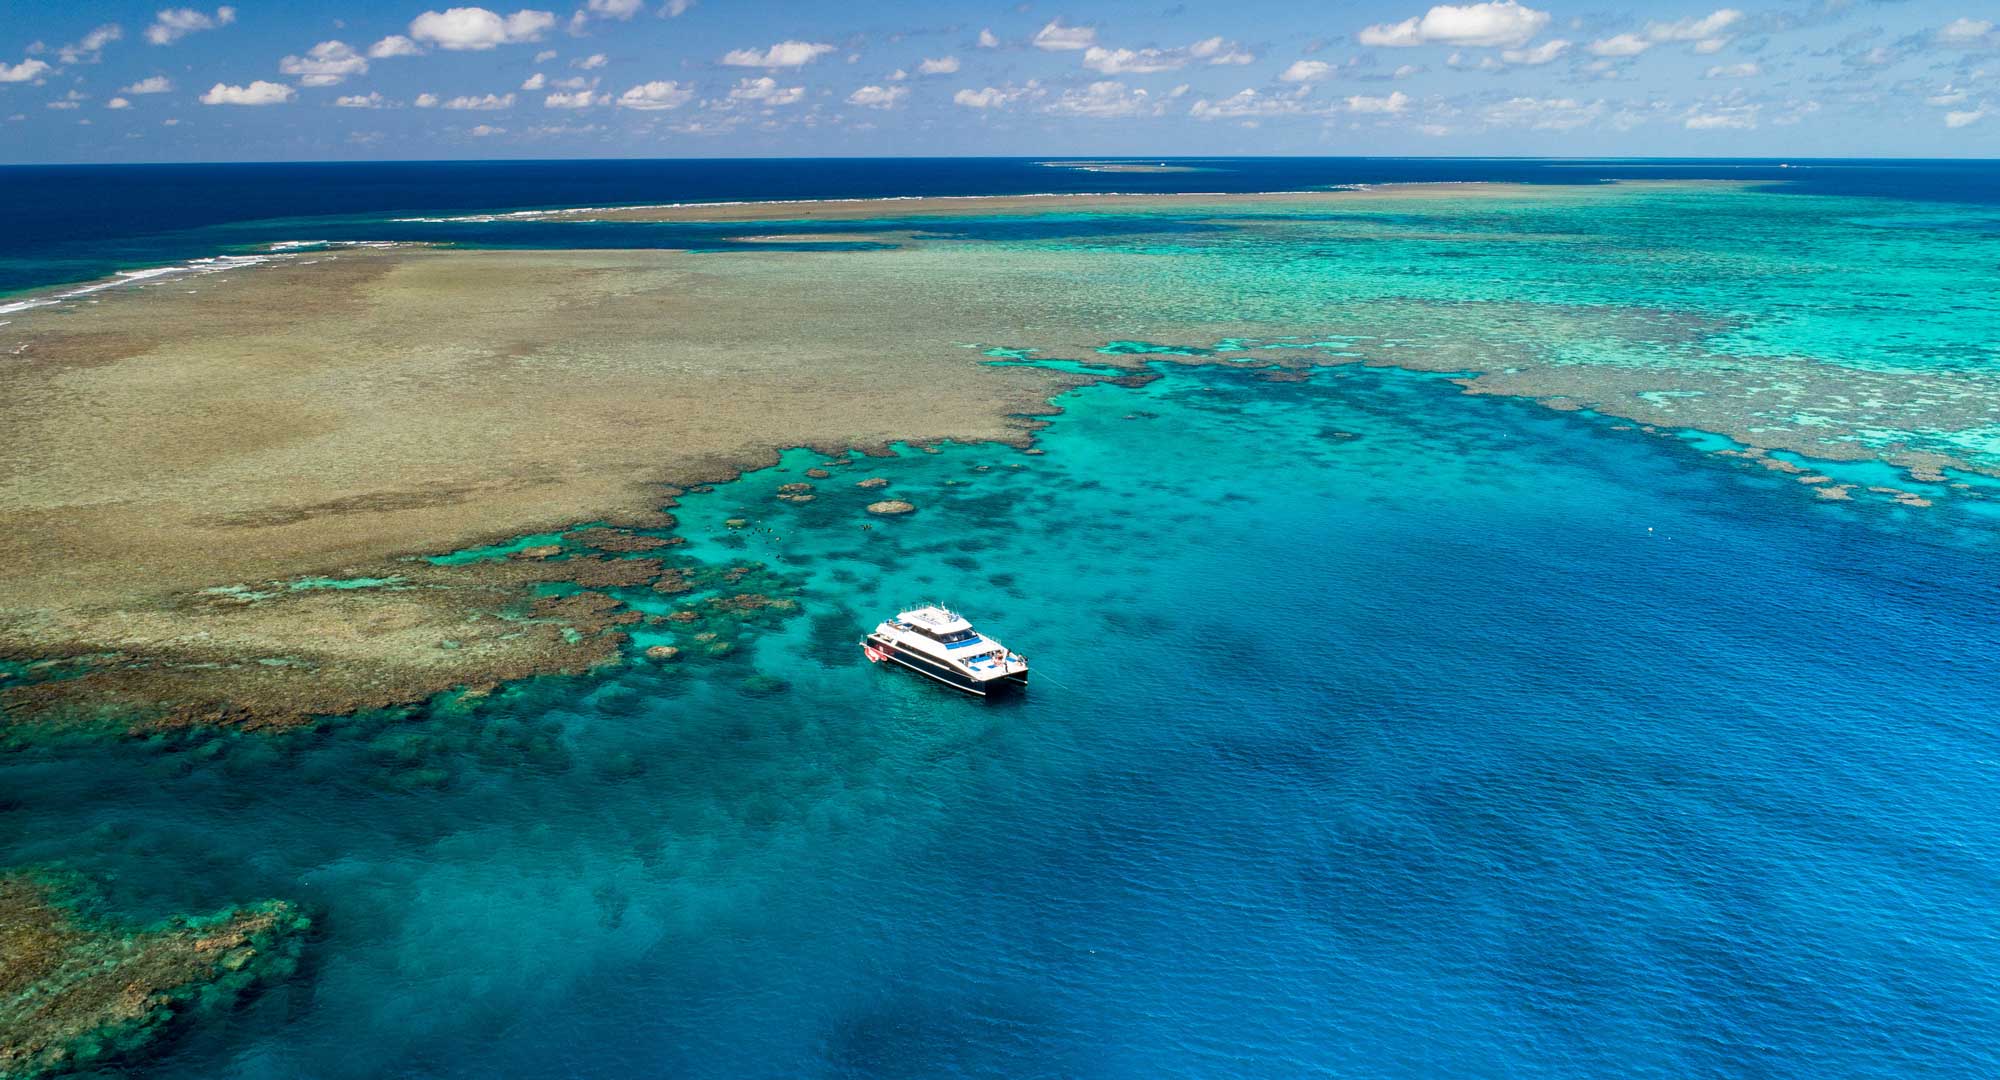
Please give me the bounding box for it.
[0,872,305,1080]
[567,528,672,553]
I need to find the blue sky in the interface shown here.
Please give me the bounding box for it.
[1,0,1994,161]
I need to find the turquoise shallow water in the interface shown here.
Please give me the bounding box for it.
[6,363,2000,1077]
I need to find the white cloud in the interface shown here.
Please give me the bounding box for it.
[369,35,425,58]
[1770,98,1818,126]
[977,28,1000,48]
[415,92,441,107]
[60,24,124,64]
[335,91,389,107]
[1927,85,1970,106]
[1346,90,1410,113]
[1500,38,1568,65]
[1704,61,1759,78]
[1945,105,1989,127]
[1084,37,1252,74]
[721,41,835,67]
[954,87,1002,108]
[122,75,172,94]
[1082,46,1183,74]
[1588,34,1652,57]
[200,80,294,105]
[146,7,235,46]
[1646,9,1741,43]
[847,84,909,108]
[48,99,81,111]
[1849,46,1896,69]
[1189,37,1255,64]
[1190,86,1315,120]
[409,8,557,51]
[445,92,516,109]
[1484,95,1603,130]
[586,0,645,19]
[1033,20,1096,51]
[576,52,609,69]
[954,83,1039,108]
[615,80,690,108]
[917,56,960,75]
[0,60,52,84]
[727,76,804,105]
[106,96,131,109]
[545,89,605,107]
[1940,18,1993,44]
[1279,59,1332,82]
[280,40,369,87]
[1684,102,1757,129]
[522,72,547,89]
[1394,64,1423,77]
[663,0,695,16]
[1045,80,1160,117]
[469,123,505,135]
[534,48,558,62]
[1359,1,1549,49]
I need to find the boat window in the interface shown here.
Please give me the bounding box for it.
[921,627,980,644]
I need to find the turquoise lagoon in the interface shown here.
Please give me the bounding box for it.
[7,362,2000,1078]
[3,161,2000,1078]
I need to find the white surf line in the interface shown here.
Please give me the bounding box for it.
[0,256,280,316]
[0,241,410,317]
[386,186,1460,224]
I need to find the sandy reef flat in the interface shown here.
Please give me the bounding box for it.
[0,246,1086,727]
[0,181,1987,729]
[493,180,1742,224]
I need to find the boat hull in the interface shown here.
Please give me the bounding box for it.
[863,634,1027,697]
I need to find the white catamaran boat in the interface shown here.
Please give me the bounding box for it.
[862,606,1029,697]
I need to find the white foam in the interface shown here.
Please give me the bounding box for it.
[388,190,1344,226]
[265,239,407,252]
[0,254,284,316]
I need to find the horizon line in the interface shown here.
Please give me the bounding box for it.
[4,153,2000,169]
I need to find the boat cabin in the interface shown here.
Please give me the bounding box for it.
[895,606,980,644]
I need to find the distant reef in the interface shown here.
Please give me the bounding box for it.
[0,871,307,1080]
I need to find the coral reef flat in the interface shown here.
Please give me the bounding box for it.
[0,248,1079,726]
[0,872,304,1080]
[5,181,2000,726]
[509,180,1722,222]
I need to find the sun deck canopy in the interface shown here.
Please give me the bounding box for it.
[899,606,975,636]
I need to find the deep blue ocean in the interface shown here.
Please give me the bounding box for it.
[3,159,2000,1079]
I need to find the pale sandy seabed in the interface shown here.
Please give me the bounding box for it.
[0,182,1979,729]
[490,179,1739,224]
[1035,161,1214,174]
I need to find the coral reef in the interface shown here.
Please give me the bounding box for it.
[0,871,306,1080]
[567,528,674,553]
